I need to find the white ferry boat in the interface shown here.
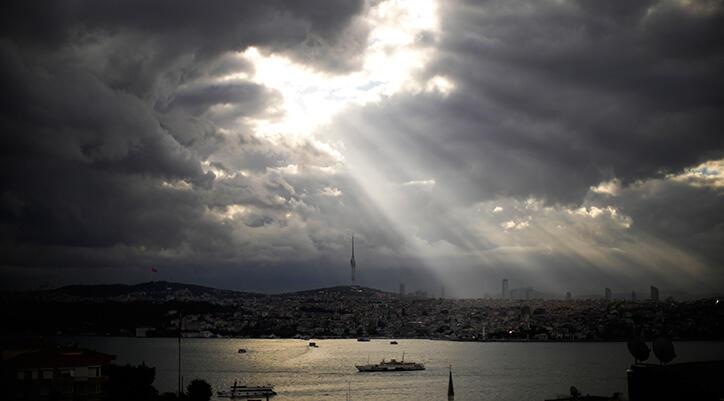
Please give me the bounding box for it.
[356,354,425,372]
[217,381,276,399]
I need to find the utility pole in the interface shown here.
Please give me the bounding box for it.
[178,310,182,397]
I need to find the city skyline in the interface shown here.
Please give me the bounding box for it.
[2,0,723,296]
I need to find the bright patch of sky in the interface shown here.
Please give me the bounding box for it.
[236,0,444,140]
[668,159,724,188]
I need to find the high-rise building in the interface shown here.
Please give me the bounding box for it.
[565,291,572,300]
[502,279,509,300]
[350,235,356,284]
[605,287,612,302]
[631,291,637,302]
[441,285,445,299]
[650,285,659,302]
[399,283,405,297]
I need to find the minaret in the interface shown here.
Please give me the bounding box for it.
[448,365,455,401]
[350,235,356,284]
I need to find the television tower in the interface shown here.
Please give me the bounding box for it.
[350,235,356,283]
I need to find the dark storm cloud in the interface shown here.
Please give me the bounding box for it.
[2,0,723,294]
[590,178,724,267]
[166,82,279,120]
[0,0,369,276]
[321,0,724,292]
[1,0,367,69]
[338,0,724,204]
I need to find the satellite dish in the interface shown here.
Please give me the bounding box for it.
[627,337,650,363]
[653,337,676,364]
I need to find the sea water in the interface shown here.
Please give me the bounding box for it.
[67,337,724,401]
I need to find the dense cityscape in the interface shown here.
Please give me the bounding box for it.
[3,281,722,342]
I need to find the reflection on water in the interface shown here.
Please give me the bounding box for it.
[67,338,724,401]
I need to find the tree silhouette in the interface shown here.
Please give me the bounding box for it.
[106,363,158,401]
[186,379,212,401]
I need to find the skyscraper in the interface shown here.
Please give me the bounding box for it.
[502,279,509,300]
[566,291,572,300]
[399,283,405,297]
[350,235,356,284]
[605,287,612,302]
[441,285,445,299]
[650,285,659,302]
[631,291,637,302]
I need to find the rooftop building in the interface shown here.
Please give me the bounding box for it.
[3,347,115,401]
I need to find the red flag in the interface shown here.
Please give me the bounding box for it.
[151,267,158,273]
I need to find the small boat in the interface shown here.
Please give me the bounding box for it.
[544,386,622,401]
[390,341,398,345]
[357,336,370,342]
[308,342,318,347]
[356,353,425,372]
[544,396,619,401]
[238,348,247,353]
[217,380,276,399]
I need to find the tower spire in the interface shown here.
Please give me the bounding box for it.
[350,235,356,283]
[448,365,455,400]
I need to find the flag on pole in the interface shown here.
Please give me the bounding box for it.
[151,267,158,273]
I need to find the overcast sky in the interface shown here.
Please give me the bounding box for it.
[1,0,723,297]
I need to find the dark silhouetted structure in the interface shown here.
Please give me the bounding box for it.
[652,337,676,364]
[650,286,659,302]
[631,291,637,302]
[627,338,650,363]
[627,361,724,401]
[447,366,454,401]
[605,288,612,302]
[399,283,405,296]
[350,236,356,283]
[566,291,572,300]
[502,279,509,300]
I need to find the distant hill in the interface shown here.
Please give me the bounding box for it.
[2,282,400,303]
[27,281,263,302]
[282,285,396,298]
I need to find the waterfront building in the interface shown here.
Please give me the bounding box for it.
[4,348,115,401]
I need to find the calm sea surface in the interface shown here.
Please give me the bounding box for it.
[66,337,724,401]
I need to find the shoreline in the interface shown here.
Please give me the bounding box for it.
[44,334,724,343]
